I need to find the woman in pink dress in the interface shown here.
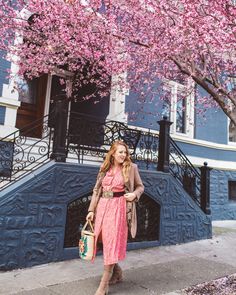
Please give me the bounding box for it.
[86,140,144,295]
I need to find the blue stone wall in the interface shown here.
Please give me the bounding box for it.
[172,140,236,220]
[0,162,211,270]
[144,170,211,246]
[210,169,236,220]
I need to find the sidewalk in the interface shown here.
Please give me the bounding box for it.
[1,221,236,295]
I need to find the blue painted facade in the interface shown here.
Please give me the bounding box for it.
[125,87,236,221]
[194,86,228,144]
[175,141,236,162]
[125,90,163,130]
[194,107,228,144]
[0,162,211,270]
[125,88,229,145]
[125,88,229,143]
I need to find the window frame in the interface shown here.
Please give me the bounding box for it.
[228,118,236,145]
[227,76,236,145]
[162,80,195,138]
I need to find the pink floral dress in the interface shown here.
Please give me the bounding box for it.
[93,167,128,265]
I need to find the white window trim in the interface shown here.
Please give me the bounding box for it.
[227,76,236,145]
[107,73,128,122]
[163,79,194,138]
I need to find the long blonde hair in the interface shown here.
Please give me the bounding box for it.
[100,140,132,182]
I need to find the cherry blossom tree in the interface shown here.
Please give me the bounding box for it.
[0,0,236,123]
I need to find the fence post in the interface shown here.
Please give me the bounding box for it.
[50,99,68,162]
[157,116,173,172]
[200,162,212,215]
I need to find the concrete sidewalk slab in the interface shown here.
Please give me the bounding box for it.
[212,220,236,229]
[12,257,236,295]
[1,221,236,295]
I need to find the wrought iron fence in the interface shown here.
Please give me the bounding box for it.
[134,131,159,170]
[0,114,54,189]
[169,136,201,205]
[0,107,207,212]
[66,113,202,207]
[67,112,159,169]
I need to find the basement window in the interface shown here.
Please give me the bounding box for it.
[228,181,236,201]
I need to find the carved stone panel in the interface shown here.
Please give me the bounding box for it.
[0,163,211,270]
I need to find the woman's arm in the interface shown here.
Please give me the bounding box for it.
[133,164,144,200]
[124,164,144,202]
[87,172,103,213]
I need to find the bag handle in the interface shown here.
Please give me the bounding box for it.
[82,220,94,233]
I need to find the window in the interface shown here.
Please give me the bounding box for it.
[176,93,186,133]
[162,80,194,137]
[16,77,38,104]
[0,106,6,125]
[228,181,236,201]
[229,119,236,143]
[228,77,236,143]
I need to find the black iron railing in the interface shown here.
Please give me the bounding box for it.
[63,111,209,212]
[67,112,159,169]
[156,116,210,213]
[169,136,201,205]
[0,114,54,189]
[0,103,210,214]
[135,130,159,170]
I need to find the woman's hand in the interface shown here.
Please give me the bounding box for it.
[124,192,136,202]
[86,211,94,221]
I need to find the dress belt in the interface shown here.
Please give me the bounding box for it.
[102,191,125,198]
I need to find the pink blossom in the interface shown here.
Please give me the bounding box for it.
[0,0,235,123]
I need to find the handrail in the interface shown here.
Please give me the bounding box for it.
[0,110,206,212]
[169,136,201,205]
[169,137,200,176]
[0,113,53,142]
[67,113,159,169]
[0,113,54,190]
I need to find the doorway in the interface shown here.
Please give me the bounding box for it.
[16,74,48,138]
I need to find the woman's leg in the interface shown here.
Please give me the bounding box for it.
[109,263,123,285]
[95,264,114,295]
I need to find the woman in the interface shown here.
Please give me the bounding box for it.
[86,140,144,295]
